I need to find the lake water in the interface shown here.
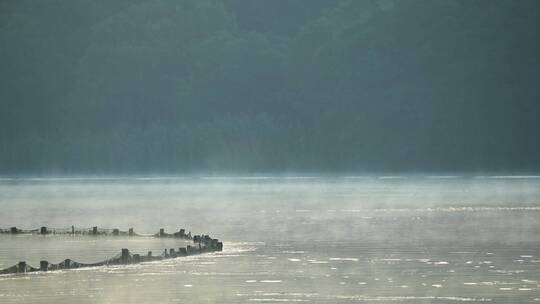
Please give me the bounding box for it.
[0,176,539,303]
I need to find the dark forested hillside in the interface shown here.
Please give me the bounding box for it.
[1,0,539,174]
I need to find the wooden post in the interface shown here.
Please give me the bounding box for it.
[121,248,129,264]
[18,261,26,273]
[40,260,49,271]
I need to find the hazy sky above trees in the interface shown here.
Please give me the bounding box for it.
[1,0,539,174]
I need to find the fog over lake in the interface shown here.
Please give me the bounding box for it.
[1,177,539,303]
[1,0,540,303]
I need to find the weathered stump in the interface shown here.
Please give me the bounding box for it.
[17,261,26,273]
[40,260,49,271]
[121,248,130,264]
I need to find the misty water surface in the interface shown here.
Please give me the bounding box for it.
[0,176,539,303]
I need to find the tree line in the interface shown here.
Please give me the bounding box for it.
[1,0,539,174]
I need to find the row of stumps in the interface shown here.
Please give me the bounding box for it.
[3,226,138,236]
[3,226,195,239]
[1,228,223,275]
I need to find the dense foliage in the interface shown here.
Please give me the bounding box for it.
[1,0,539,174]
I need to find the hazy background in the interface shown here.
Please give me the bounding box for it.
[1,0,539,174]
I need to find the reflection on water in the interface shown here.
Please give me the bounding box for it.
[0,177,539,303]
